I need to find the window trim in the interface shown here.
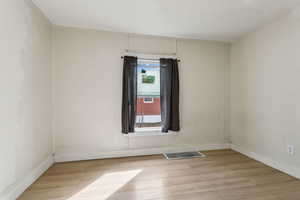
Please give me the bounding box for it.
[143,97,154,104]
[126,128,176,137]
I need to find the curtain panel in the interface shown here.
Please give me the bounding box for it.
[121,56,138,134]
[160,58,180,132]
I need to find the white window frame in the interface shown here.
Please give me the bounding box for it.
[143,97,154,103]
[124,52,177,135]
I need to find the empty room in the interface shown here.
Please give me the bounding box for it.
[1,0,300,199]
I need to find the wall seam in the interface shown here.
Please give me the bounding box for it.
[51,25,56,156]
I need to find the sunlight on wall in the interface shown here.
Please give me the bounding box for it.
[68,169,142,200]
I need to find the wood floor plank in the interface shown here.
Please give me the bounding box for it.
[17,150,300,200]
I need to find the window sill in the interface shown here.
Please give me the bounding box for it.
[125,127,174,137]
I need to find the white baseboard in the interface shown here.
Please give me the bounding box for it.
[0,155,54,200]
[55,143,230,162]
[231,144,300,179]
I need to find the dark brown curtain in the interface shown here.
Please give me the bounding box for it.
[122,56,137,134]
[160,58,180,133]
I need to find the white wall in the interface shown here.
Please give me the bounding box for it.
[53,27,230,161]
[1,0,300,198]
[230,9,300,176]
[0,0,53,198]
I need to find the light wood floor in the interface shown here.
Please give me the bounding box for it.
[18,149,300,200]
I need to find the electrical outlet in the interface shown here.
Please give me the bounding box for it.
[287,145,295,155]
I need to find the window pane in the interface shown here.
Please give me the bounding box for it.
[136,59,161,128]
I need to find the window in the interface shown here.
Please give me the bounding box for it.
[136,59,161,129]
[122,56,179,134]
[143,97,154,103]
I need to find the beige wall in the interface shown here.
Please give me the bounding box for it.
[230,10,300,175]
[53,26,230,161]
[0,0,52,196]
[2,0,300,197]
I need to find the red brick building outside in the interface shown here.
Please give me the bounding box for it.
[136,97,160,115]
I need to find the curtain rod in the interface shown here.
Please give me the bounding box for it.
[121,56,181,62]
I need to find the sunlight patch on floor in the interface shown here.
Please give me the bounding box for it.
[67,169,142,200]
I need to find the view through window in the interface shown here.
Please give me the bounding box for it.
[136,59,161,129]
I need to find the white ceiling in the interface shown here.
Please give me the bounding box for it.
[32,0,300,42]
